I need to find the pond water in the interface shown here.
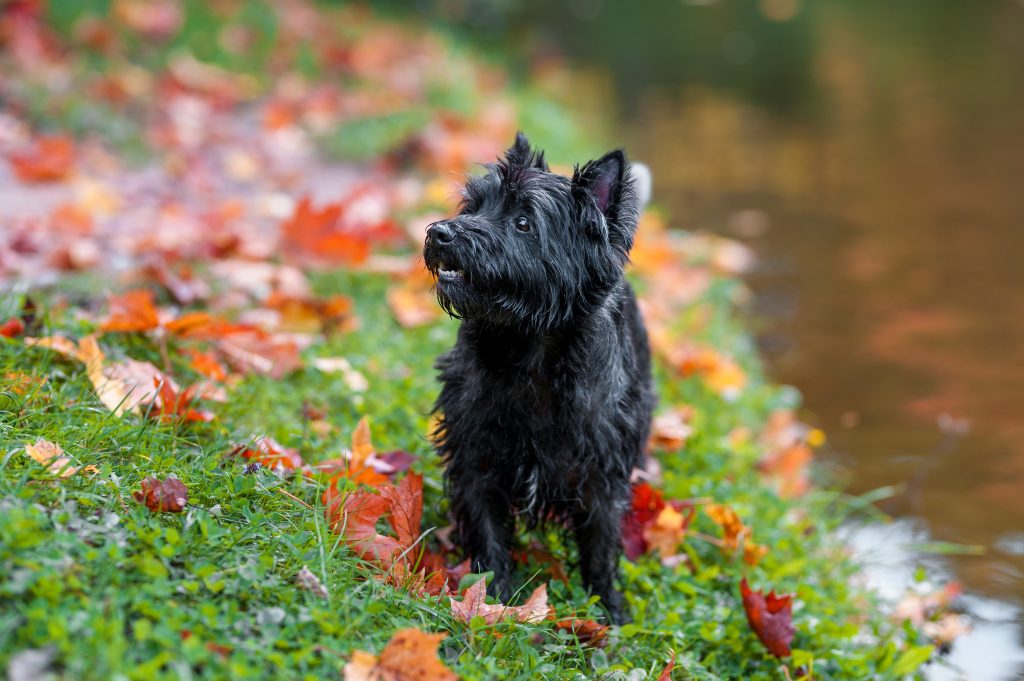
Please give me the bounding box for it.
[499,0,1024,676]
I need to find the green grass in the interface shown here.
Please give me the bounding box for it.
[0,273,933,680]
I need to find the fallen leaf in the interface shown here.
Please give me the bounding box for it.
[151,377,215,422]
[343,628,458,681]
[187,349,228,381]
[232,436,303,473]
[312,356,368,392]
[704,503,768,566]
[78,336,166,416]
[100,289,160,333]
[894,582,962,626]
[133,476,188,512]
[642,504,694,558]
[740,578,795,658]
[328,473,424,567]
[23,438,94,477]
[553,619,609,647]
[8,135,75,182]
[316,417,389,487]
[657,650,676,681]
[649,406,695,451]
[758,442,813,498]
[449,578,550,625]
[1,317,26,337]
[922,613,971,648]
[295,566,329,599]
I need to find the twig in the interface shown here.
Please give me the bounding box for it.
[276,487,312,509]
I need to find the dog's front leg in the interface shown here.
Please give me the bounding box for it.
[574,502,629,624]
[448,474,515,600]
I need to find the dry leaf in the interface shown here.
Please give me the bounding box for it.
[24,438,94,478]
[343,628,458,681]
[449,579,549,625]
[133,476,188,512]
[8,135,75,182]
[100,289,160,333]
[740,578,795,658]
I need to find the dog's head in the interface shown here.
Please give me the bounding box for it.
[423,132,640,331]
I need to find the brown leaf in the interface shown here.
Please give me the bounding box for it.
[740,578,795,658]
[553,619,609,647]
[449,579,549,625]
[100,289,160,333]
[133,476,188,512]
[343,628,458,681]
[150,377,215,422]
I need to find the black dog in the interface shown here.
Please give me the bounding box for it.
[424,133,654,624]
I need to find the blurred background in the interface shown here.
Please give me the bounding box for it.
[395,0,1024,676]
[3,0,1022,677]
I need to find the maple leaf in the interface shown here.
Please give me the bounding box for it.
[621,482,666,560]
[282,196,372,266]
[704,503,769,566]
[554,619,609,648]
[232,436,303,473]
[449,578,550,625]
[24,438,96,478]
[186,349,228,382]
[316,417,390,487]
[8,135,75,183]
[100,289,160,333]
[151,377,215,422]
[740,578,795,658]
[133,476,188,512]
[262,291,356,334]
[343,628,458,681]
[328,473,424,568]
[657,650,676,681]
[642,503,695,558]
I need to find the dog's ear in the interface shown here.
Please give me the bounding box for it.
[573,150,640,252]
[504,131,549,171]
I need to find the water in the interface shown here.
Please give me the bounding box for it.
[493,0,1024,676]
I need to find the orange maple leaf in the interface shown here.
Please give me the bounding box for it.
[343,628,458,681]
[100,289,161,333]
[327,473,424,567]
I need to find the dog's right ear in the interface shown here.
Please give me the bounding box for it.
[504,131,549,171]
[573,150,640,255]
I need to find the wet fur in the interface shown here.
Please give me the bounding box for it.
[424,133,655,623]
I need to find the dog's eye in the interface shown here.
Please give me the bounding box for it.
[514,216,531,232]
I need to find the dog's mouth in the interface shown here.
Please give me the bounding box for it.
[436,262,466,283]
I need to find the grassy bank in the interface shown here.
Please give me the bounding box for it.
[0,2,937,679]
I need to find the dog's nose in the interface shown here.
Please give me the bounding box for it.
[428,221,456,245]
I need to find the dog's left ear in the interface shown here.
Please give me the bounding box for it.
[504,131,549,171]
[573,150,640,251]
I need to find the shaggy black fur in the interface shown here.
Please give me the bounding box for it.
[424,132,654,624]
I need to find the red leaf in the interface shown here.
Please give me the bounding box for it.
[150,377,215,422]
[8,135,75,183]
[740,578,795,658]
[657,650,676,680]
[0,317,25,338]
[327,473,424,567]
[133,476,188,512]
